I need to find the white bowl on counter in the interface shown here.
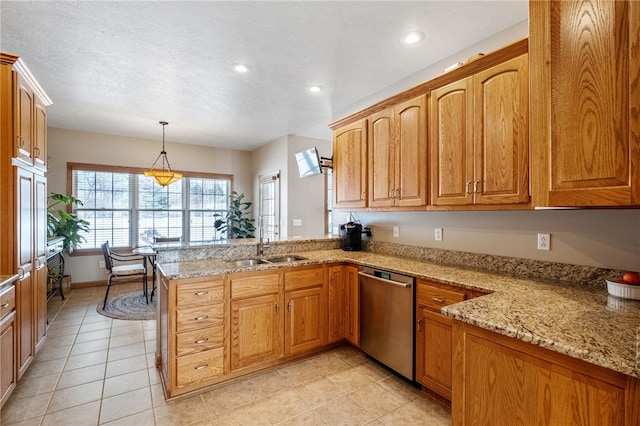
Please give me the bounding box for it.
[606,280,640,300]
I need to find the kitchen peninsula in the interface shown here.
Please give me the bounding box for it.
[154,238,640,423]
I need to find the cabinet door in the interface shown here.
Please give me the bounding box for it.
[333,119,367,208]
[430,78,474,206]
[0,312,17,408]
[230,294,282,371]
[474,54,529,205]
[34,174,47,349]
[368,108,396,207]
[16,274,33,379]
[15,74,34,165]
[453,323,628,426]
[33,95,47,170]
[396,95,428,207]
[530,0,640,206]
[416,308,453,400]
[285,287,325,355]
[343,265,359,346]
[327,266,344,343]
[16,167,33,276]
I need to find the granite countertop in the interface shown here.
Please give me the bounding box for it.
[157,249,640,379]
[0,274,19,290]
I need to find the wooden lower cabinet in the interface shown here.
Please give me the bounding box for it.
[452,321,640,426]
[343,265,359,346]
[230,293,282,371]
[159,274,226,398]
[285,286,325,355]
[0,311,16,408]
[327,265,345,343]
[415,279,486,401]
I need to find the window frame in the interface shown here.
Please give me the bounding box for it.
[66,162,234,255]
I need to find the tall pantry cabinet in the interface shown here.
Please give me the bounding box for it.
[0,52,52,407]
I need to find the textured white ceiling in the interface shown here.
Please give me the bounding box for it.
[1,1,528,151]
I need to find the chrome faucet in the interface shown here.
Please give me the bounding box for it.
[257,216,270,257]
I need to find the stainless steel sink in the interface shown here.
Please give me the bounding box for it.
[265,255,307,263]
[229,258,269,266]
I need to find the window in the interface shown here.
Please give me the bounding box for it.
[70,163,232,250]
[258,172,280,241]
[325,169,333,235]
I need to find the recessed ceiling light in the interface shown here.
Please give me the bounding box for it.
[402,31,424,45]
[308,86,322,93]
[233,63,250,73]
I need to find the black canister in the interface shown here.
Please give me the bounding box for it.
[339,222,362,251]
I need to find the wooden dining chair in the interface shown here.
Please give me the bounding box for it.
[101,241,148,309]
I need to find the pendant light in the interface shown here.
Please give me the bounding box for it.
[144,121,183,186]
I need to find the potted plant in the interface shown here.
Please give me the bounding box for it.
[213,191,256,239]
[47,193,91,253]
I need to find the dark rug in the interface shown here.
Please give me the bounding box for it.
[96,291,156,320]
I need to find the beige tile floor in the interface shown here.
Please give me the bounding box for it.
[1,283,451,425]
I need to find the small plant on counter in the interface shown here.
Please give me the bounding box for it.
[213,191,256,239]
[47,193,91,253]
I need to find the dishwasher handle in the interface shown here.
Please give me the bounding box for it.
[358,271,412,288]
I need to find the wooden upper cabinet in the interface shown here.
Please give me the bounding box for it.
[430,54,529,207]
[368,95,428,208]
[33,94,47,171]
[530,0,640,206]
[333,119,367,208]
[474,54,529,205]
[15,74,34,166]
[431,78,474,206]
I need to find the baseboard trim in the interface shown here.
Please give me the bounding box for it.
[71,280,107,289]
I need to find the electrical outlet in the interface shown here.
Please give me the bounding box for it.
[537,233,551,250]
[434,228,443,241]
[99,260,105,268]
[293,219,302,227]
[393,226,399,238]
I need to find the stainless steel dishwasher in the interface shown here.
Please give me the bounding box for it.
[358,266,415,380]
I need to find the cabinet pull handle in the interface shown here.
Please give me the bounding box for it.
[194,291,208,296]
[465,181,471,194]
[195,338,208,344]
[194,315,209,321]
[396,188,401,198]
[275,303,279,313]
[473,181,479,194]
[17,135,24,148]
[34,147,40,157]
[1,303,9,308]
[194,364,208,371]
[432,297,446,304]
[18,268,25,280]
[417,317,424,332]
[287,301,291,312]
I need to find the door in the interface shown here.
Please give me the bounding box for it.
[416,308,453,400]
[396,95,428,207]
[474,54,529,205]
[343,265,359,346]
[230,294,282,371]
[430,78,474,206]
[327,265,344,343]
[258,172,280,241]
[34,174,47,349]
[333,119,367,208]
[368,108,395,208]
[530,0,640,206]
[285,287,325,355]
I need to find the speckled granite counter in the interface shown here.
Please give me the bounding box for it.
[157,248,640,380]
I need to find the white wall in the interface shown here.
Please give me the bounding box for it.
[47,127,253,283]
[286,135,332,238]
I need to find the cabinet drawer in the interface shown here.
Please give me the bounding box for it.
[176,347,224,387]
[0,285,16,320]
[230,272,280,299]
[176,325,223,357]
[177,279,224,307]
[176,304,224,333]
[417,282,466,311]
[284,267,324,291]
